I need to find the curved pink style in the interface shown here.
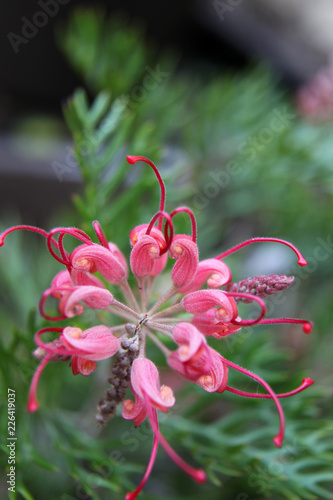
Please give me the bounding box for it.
[170,207,197,243]
[215,237,308,267]
[127,155,166,230]
[221,356,285,447]
[259,317,313,334]
[226,377,314,399]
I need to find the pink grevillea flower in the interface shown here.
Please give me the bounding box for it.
[167,323,211,380]
[123,358,205,500]
[28,325,120,411]
[0,155,314,499]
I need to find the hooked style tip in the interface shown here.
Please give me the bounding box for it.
[194,469,207,484]
[125,493,136,500]
[126,155,138,165]
[303,377,314,387]
[297,257,308,267]
[302,322,313,334]
[273,434,283,448]
[27,399,39,413]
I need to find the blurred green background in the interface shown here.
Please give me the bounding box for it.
[1,7,333,500]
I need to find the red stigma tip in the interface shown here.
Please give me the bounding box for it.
[298,257,308,267]
[27,401,39,413]
[125,494,135,500]
[303,377,314,387]
[273,435,283,448]
[126,155,136,165]
[303,322,313,334]
[194,470,207,484]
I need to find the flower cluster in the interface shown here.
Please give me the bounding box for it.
[0,155,313,499]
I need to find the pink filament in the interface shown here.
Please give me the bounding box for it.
[226,292,266,326]
[170,207,197,243]
[146,210,174,255]
[220,356,285,447]
[125,423,159,500]
[47,228,92,265]
[93,221,109,249]
[39,288,68,321]
[126,156,166,230]
[215,237,308,267]
[0,225,59,257]
[126,394,160,500]
[158,432,206,483]
[27,353,53,412]
[226,377,314,399]
[259,318,313,334]
[146,394,205,484]
[57,233,69,263]
[0,225,48,246]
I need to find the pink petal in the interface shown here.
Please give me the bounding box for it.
[75,357,97,376]
[183,289,237,321]
[178,258,232,294]
[130,234,160,277]
[70,244,127,284]
[50,270,73,298]
[170,235,199,288]
[122,390,147,427]
[197,347,228,393]
[172,323,206,361]
[192,309,241,337]
[131,358,175,411]
[70,268,106,288]
[108,242,129,274]
[168,323,211,381]
[130,225,168,277]
[62,325,119,360]
[63,286,114,317]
